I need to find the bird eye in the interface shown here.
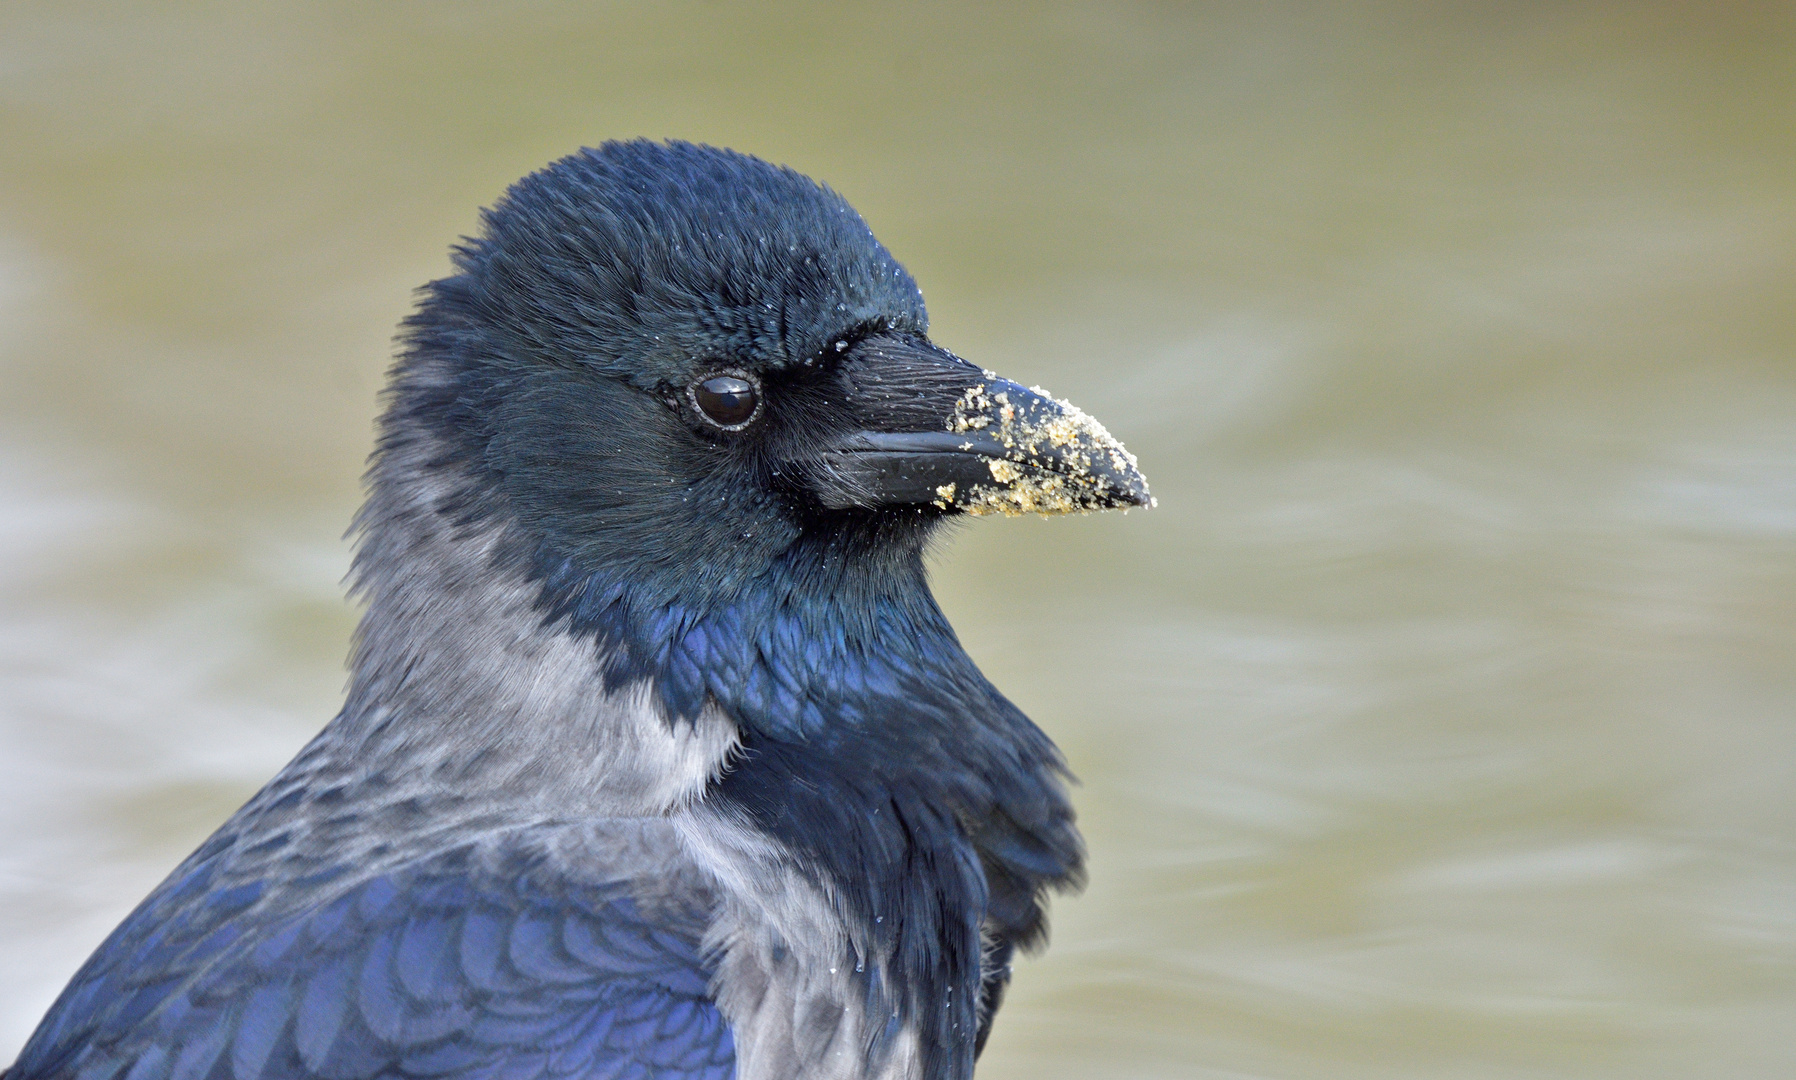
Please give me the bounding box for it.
[691,374,761,429]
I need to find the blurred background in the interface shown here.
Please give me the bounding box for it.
[2,2,1793,1076]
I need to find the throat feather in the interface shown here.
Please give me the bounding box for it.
[531,548,1083,1080]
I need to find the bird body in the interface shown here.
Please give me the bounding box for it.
[9,141,1149,1080]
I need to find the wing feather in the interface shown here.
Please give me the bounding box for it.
[10,824,734,1080]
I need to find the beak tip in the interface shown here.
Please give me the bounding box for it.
[1115,477,1154,511]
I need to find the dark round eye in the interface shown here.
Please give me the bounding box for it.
[691,374,760,429]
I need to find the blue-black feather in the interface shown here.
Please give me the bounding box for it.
[12,840,733,1080]
[518,523,1081,1077]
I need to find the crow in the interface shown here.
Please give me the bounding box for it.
[8,140,1150,1080]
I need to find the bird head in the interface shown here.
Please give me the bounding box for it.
[381,141,1149,635]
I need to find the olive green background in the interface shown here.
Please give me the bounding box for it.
[3,3,1793,1076]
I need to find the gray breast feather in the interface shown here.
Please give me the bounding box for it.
[680,806,922,1080]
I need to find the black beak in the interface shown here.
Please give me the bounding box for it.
[799,334,1152,515]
